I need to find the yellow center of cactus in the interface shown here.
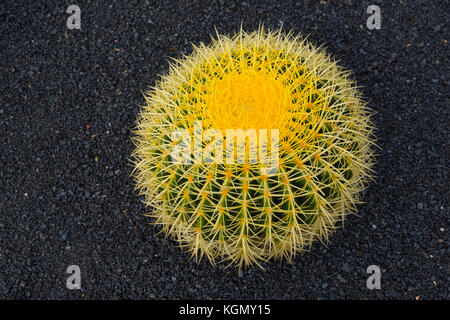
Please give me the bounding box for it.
[205,70,291,132]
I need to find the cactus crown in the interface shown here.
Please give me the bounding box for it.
[132,28,375,269]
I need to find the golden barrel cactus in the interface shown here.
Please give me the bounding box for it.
[131,28,375,269]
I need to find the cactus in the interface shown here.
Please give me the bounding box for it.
[131,28,375,269]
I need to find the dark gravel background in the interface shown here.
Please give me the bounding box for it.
[0,0,448,299]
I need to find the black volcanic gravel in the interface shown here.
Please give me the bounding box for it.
[0,0,448,299]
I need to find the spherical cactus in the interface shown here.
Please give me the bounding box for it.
[132,28,375,269]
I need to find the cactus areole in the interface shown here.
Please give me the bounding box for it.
[131,28,375,269]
